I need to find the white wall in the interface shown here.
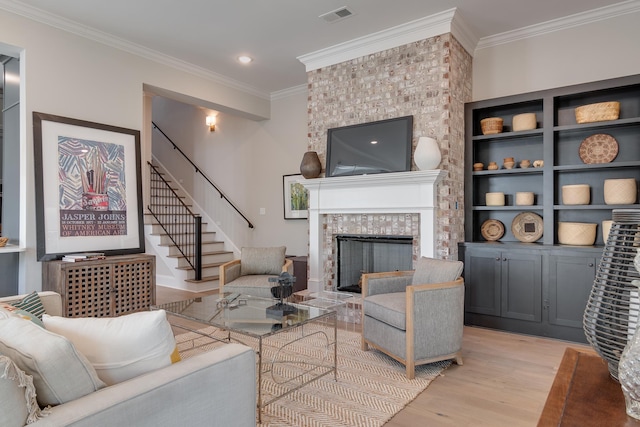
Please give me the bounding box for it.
[472,11,640,101]
[152,90,309,257]
[0,9,270,292]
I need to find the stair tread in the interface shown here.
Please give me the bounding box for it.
[175,261,226,271]
[184,275,219,283]
[167,250,232,259]
[149,231,216,237]
[158,241,224,247]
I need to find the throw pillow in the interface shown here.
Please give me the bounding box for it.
[43,309,180,386]
[411,257,464,285]
[0,354,49,426]
[0,316,105,407]
[0,304,45,328]
[240,246,286,276]
[10,291,46,320]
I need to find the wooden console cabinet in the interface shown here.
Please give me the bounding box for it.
[43,254,156,317]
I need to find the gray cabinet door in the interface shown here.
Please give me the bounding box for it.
[465,248,501,316]
[501,252,543,322]
[548,255,596,328]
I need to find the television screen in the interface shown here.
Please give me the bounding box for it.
[326,116,413,177]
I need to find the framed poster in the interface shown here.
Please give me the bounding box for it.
[283,174,308,220]
[33,112,144,261]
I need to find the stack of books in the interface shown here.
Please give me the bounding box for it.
[61,252,106,262]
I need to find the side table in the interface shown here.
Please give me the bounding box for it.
[538,347,640,426]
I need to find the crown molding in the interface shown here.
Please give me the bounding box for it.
[449,10,480,56]
[270,84,307,101]
[0,0,271,100]
[476,0,640,51]
[298,8,480,71]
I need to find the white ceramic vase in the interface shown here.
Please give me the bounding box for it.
[414,137,441,170]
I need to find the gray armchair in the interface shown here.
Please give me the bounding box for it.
[361,257,464,379]
[219,246,293,299]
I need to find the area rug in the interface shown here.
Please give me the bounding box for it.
[175,325,450,427]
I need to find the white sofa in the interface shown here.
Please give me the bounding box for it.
[0,292,257,427]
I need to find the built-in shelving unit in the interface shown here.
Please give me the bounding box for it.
[460,74,640,343]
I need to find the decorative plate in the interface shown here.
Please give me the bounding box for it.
[579,134,618,164]
[511,212,543,243]
[481,219,505,241]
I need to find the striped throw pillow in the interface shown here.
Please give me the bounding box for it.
[11,292,46,320]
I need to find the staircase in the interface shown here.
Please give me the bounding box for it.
[145,163,234,292]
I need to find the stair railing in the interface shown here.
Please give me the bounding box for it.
[148,162,202,280]
[152,121,254,229]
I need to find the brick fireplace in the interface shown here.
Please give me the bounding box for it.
[300,26,472,293]
[302,170,444,292]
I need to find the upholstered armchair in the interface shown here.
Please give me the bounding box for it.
[361,257,464,379]
[219,246,293,299]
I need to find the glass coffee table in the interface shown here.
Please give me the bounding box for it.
[153,293,337,422]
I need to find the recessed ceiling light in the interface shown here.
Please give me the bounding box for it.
[238,55,253,64]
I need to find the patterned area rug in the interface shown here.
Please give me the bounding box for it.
[175,325,450,427]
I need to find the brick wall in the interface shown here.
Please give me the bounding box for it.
[306,33,472,281]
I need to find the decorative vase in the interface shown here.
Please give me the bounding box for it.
[584,210,640,380]
[300,151,321,179]
[618,249,640,420]
[414,137,441,170]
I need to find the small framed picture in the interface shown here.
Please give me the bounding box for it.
[283,174,308,220]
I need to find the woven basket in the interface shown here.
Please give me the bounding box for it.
[604,178,637,205]
[558,222,597,246]
[480,117,503,135]
[562,184,590,205]
[512,113,537,131]
[0,237,7,247]
[575,101,620,124]
[485,192,505,206]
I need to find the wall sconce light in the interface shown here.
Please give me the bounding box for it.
[206,116,216,132]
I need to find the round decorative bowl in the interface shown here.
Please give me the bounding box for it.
[481,219,505,241]
[486,192,505,206]
[512,113,537,131]
[562,184,590,205]
[480,117,503,135]
[604,178,637,205]
[558,222,597,246]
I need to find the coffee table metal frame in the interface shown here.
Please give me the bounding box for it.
[153,294,337,422]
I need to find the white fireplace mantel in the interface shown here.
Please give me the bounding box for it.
[301,170,446,293]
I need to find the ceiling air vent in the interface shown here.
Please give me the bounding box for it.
[319,6,355,24]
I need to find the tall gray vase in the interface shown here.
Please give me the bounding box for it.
[300,151,321,179]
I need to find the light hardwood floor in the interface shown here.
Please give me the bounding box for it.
[156,286,591,427]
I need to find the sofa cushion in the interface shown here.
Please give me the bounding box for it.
[0,354,48,426]
[364,292,407,331]
[224,274,279,299]
[9,291,46,319]
[411,257,464,285]
[0,316,105,407]
[43,309,180,386]
[240,246,286,276]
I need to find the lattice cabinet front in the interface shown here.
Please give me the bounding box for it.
[43,254,156,317]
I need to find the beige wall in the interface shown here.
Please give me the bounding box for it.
[473,11,640,101]
[0,8,270,292]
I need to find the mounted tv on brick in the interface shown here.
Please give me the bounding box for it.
[326,116,413,177]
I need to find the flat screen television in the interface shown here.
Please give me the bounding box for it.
[326,115,413,177]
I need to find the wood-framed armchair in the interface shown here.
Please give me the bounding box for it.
[360,257,464,379]
[219,246,293,299]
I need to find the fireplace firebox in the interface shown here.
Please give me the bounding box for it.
[336,235,413,293]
